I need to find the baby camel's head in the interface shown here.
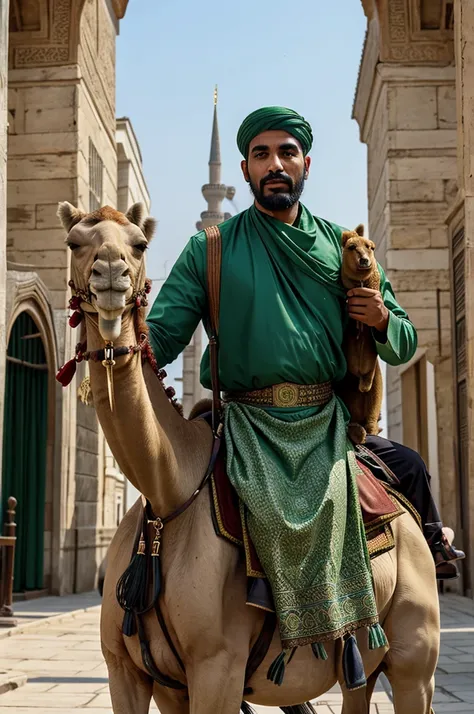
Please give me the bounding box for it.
[341,224,377,283]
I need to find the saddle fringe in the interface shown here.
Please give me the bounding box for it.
[280,704,317,713]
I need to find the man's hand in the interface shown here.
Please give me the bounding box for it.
[347,287,389,332]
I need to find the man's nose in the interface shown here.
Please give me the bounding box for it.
[267,154,284,173]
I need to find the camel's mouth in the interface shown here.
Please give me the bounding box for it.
[89,282,133,342]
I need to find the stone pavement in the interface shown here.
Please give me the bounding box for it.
[0,593,472,712]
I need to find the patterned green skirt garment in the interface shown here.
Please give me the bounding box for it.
[224,397,379,648]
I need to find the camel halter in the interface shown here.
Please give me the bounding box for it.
[56,277,178,413]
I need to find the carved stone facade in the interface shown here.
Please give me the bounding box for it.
[354,0,473,595]
[0,0,151,597]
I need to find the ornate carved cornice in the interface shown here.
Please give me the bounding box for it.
[9,0,87,68]
[378,0,453,64]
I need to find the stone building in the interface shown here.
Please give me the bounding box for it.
[354,0,473,595]
[0,0,151,596]
[180,90,235,416]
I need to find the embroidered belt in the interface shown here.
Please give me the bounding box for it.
[223,381,333,408]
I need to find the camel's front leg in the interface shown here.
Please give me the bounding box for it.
[187,653,247,714]
[103,645,154,714]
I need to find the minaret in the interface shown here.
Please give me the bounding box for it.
[181,88,235,417]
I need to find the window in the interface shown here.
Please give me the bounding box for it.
[89,139,103,212]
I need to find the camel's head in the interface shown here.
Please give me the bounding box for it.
[341,224,376,282]
[58,202,156,341]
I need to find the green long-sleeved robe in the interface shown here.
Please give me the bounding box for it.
[146,204,417,649]
[147,205,416,392]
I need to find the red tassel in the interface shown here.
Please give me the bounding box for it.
[56,358,77,386]
[69,295,82,311]
[68,311,83,328]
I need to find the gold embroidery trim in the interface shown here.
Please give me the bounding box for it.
[210,475,242,546]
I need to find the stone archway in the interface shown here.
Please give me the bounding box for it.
[4,269,58,593]
[2,310,49,592]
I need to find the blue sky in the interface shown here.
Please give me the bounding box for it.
[116,0,369,395]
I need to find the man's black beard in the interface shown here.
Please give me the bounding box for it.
[249,171,305,211]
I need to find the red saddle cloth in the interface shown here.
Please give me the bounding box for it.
[210,440,403,576]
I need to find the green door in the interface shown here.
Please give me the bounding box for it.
[1,312,49,592]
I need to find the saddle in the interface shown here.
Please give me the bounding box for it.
[207,424,405,611]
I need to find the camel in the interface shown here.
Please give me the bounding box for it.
[57,201,440,714]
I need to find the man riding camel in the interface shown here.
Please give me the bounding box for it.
[146,107,463,660]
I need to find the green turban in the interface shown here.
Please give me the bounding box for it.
[237,106,313,158]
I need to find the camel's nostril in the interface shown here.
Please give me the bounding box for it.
[122,268,130,278]
[92,268,101,276]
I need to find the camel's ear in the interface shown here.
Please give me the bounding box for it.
[126,203,146,228]
[341,230,351,247]
[355,223,365,237]
[57,202,85,233]
[142,217,157,243]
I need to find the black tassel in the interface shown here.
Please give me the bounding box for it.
[116,533,148,627]
[280,705,317,714]
[122,609,137,637]
[342,634,366,690]
[267,648,296,687]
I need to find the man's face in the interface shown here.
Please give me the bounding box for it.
[241,130,311,211]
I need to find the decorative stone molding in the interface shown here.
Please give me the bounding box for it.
[5,266,58,369]
[379,0,454,64]
[9,0,87,68]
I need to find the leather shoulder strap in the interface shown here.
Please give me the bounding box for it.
[204,225,222,432]
[205,225,222,337]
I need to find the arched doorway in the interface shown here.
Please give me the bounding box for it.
[1,312,49,592]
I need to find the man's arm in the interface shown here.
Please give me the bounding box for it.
[346,264,417,366]
[146,232,207,367]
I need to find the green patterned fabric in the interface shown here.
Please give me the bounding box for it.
[224,398,378,648]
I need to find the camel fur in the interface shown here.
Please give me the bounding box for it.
[338,224,383,444]
[57,202,440,714]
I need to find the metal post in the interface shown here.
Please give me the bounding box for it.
[0,497,18,627]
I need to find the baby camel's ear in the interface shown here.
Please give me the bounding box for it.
[355,223,365,237]
[341,230,352,247]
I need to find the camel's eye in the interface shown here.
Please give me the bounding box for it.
[67,242,80,251]
[134,242,148,253]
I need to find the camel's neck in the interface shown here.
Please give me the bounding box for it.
[84,311,213,517]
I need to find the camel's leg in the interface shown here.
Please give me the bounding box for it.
[152,684,190,714]
[341,686,369,714]
[103,646,153,714]
[186,654,246,714]
[388,675,435,714]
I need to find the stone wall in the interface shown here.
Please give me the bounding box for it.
[4,0,126,594]
[116,118,151,213]
[353,4,459,550]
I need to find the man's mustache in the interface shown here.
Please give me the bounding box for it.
[261,173,293,189]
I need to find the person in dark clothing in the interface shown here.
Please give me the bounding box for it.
[364,435,465,580]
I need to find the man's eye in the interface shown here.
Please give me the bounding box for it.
[283,151,296,158]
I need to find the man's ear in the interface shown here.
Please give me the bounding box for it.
[304,155,311,180]
[241,159,250,183]
[355,223,365,236]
